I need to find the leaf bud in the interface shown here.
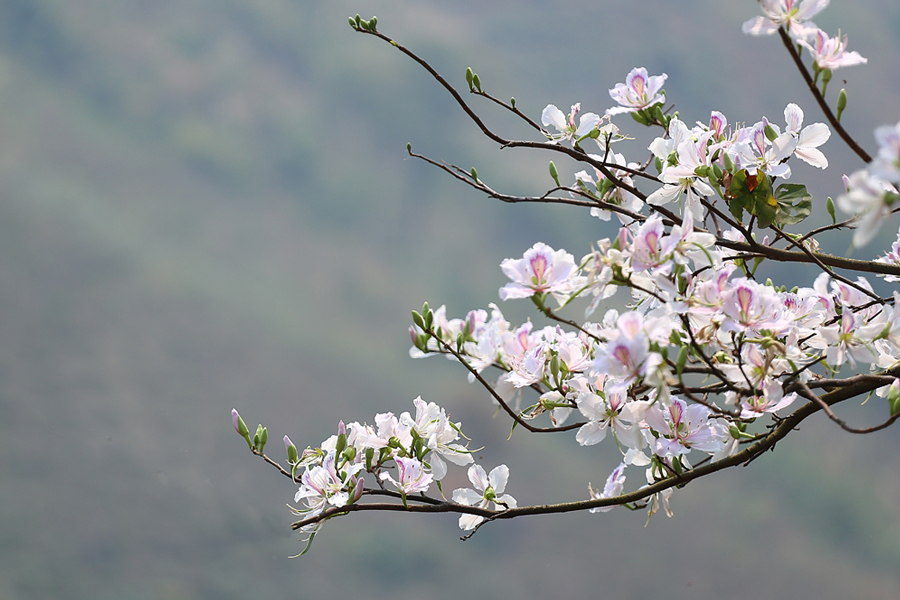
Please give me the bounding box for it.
[349,16,357,28]
[411,310,425,330]
[510,97,516,108]
[369,16,377,30]
[465,67,474,90]
[472,73,482,92]
[406,142,412,154]
[354,14,361,27]
[471,167,478,182]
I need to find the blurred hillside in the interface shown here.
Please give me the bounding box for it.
[0,1,898,599]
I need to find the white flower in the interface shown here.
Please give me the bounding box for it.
[782,103,830,168]
[452,464,517,530]
[742,0,829,39]
[542,103,600,146]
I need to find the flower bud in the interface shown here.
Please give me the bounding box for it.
[254,424,268,453]
[365,447,375,470]
[548,161,561,186]
[836,89,847,122]
[888,379,900,417]
[465,67,474,91]
[826,196,836,224]
[284,435,299,463]
[722,151,734,173]
[675,345,688,379]
[232,409,253,449]
[232,409,248,436]
[351,476,365,503]
[472,73,482,92]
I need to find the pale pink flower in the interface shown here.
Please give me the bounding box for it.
[499,242,585,306]
[380,456,434,495]
[607,67,667,115]
[798,28,867,71]
[588,463,626,513]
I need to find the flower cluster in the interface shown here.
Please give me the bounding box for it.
[278,397,514,535]
[240,1,900,551]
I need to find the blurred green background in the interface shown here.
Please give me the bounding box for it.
[1,1,898,598]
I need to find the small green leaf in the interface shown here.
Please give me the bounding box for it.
[774,183,812,226]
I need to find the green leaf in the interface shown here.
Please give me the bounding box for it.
[774,183,812,226]
[727,170,777,227]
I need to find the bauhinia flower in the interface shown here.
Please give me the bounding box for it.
[499,242,585,306]
[742,0,829,39]
[588,463,626,513]
[607,67,667,115]
[782,103,830,168]
[452,464,517,530]
[542,103,600,146]
[380,456,434,496]
[798,28,867,71]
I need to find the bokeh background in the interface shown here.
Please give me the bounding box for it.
[1,1,899,599]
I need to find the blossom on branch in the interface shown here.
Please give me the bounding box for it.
[498,242,586,306]
[742,0,829,39]
[607,67,667,115]
[452,464,517,530]
[798,28,867,71]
